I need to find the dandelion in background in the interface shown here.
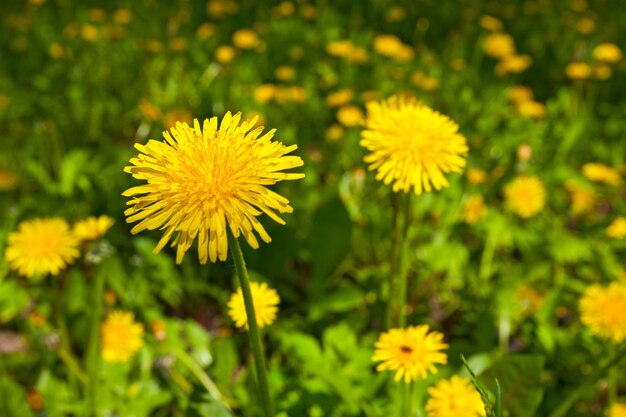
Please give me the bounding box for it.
[610,404,626,417]
[425,376,486,417]
[372,325,448,383]
[606,217,626,240]
[593,43,623,63]
[73,215,114,241]
[228,282,280,329]
[582,163,621,185]
[360,95,468,195]
[580,283,626,342]
[463,195,486,224]
[101,310,144,363]
[504,176,546,218]
[483,33,515,59]
[123,113,304,263]
[5,218,80,277]
[565,62,592,80]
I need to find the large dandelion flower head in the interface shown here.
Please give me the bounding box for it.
[101,310,144,363]
[372,325,448,383]
[123,113,304,264]
[5,218,80,277]
[580,283,626,342]
[610,404,626,417]
[426,376,486,417]
[360,96,468,195]
[227,282,280,329]
[73,215,115,241]
[504,175,546,218]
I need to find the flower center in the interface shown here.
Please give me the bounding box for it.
[400,345,413,354]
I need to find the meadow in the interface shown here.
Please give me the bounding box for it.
[1,0,626,416]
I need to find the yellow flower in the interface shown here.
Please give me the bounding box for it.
[504,176,546,218]
[337,105,364,127]
[123,113,304,264]
[325,124,345,142]
[114,8,133,24]
[606,217,626,240]
[507,85,534,104]
[73,215,114,241]
[611,403,626,417]
[564,180,596,216]
[138,99,161,121]
[232,29,259,49]
[464,195,486,224]
[0,169,17,190]
[372,326,448,383]
[483,33,515,59]
[479,15,503,32]
[361,96,468,195]
[196,23,215,40]
[227,282,280,329]
[5,218,80,277]
[592,63,612,80]
[575,17,595,34]
[326,40,354,58]
[163,109,192,129]
[81,25,99,42]
[580,283,626,342]
[326,89,354,108]
[565,62,592,80]
[254,84,276,103]
[426,376,486,417]
[495,54,532,75]
[582,163,621,185]
[373,34,411,60]
[593,43,622,63]
[275,65,295,81]
[215,45,236,64]
[517,101,545,119]
[467,168,487,185]
[101,310,144,363]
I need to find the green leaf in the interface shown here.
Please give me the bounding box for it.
[0,280,29,323]
[0,377,33,417]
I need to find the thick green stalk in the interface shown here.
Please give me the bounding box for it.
[228,232,273,417]
[386,193,401,329]
[396,193,412,328]
[86,267,105,416]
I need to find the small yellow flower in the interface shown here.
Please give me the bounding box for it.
[504,176,546,218]
[81,25,99,42]
[593,43,623,63]
[582,163,621,185]
[232,29,259,49]
[580,283,626,342]
[373,34,413,61]
[361,96,468,195]
[325,124,345,142]
[467,168,487,185]
[517,101,545,119]
[0,169,17,190]
[123,113,304,263]
[483,33,515,59]
[464,195,486,224]
[592,63,612,80]
[606,217,626,240]
[5,218,80,277]
[425,376,486,417]
[326,89,354,108]
[215,45,236,64]
[169,37,188,52]
[326,40,354,57]
[114,8,133,24]
[275,65,296,81]
[227,282,280,329]
[337,105,364,127]
[254,84,276,103]
[196,23,215,40]
[565,62,592,80]
[479,15,503,32]
[575,17,595,34]
[372,326,448,383]
[101,310,144,363]
[564,180,596,216]
[507,85,534,104]
[73,216,114,241]
[495,54,532,75]
[610,404,626,417]
[517,285,545,315]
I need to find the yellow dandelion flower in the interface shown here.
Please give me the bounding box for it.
[517,101,545,119]
[504,176,546,218]
[73,215,114,241]
[275,66,296,81]
[593,43,622,63]
[232,29,259,49]
[114,8,133,25]
[0,169,17,190]
[326,40,354,58]
[479,15,503,32]
[517,285,544,315]
[360,96,468,195]
[564,180,596,216]
[565,62,592,80]
[575,17,595,34]
[372,325,448,383]
[5,218,80,277]
[464,195,486,224]
[254,84,276,104]
[592,63,612,80]
[196,23,215,40]
[326,124,345,142]
[337,105,364,127]
[483,33,515,59]
[582,163,621,185]
[467,168,487,185]
[606,217,626,240]
[326,89,354,108]
[227,282,280,329]
[580,283,626,342]
[426,376,486,417]
[81,25,99,42]
[507,85,534,104]
[215,45,236,64]
[495,54,532,75]
[373,34,405,58]
[101,310,144,363]
[611,404,626,417]
[123,113,304,264]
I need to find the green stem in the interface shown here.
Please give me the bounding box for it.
[228,232,273,417]
[386,193,401,329]
[396,193,412,328]
[400,382,409,417]
[549,344,626,417]
[609,344,618,407]
[86,267,105,416]
[175,348,230,409]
